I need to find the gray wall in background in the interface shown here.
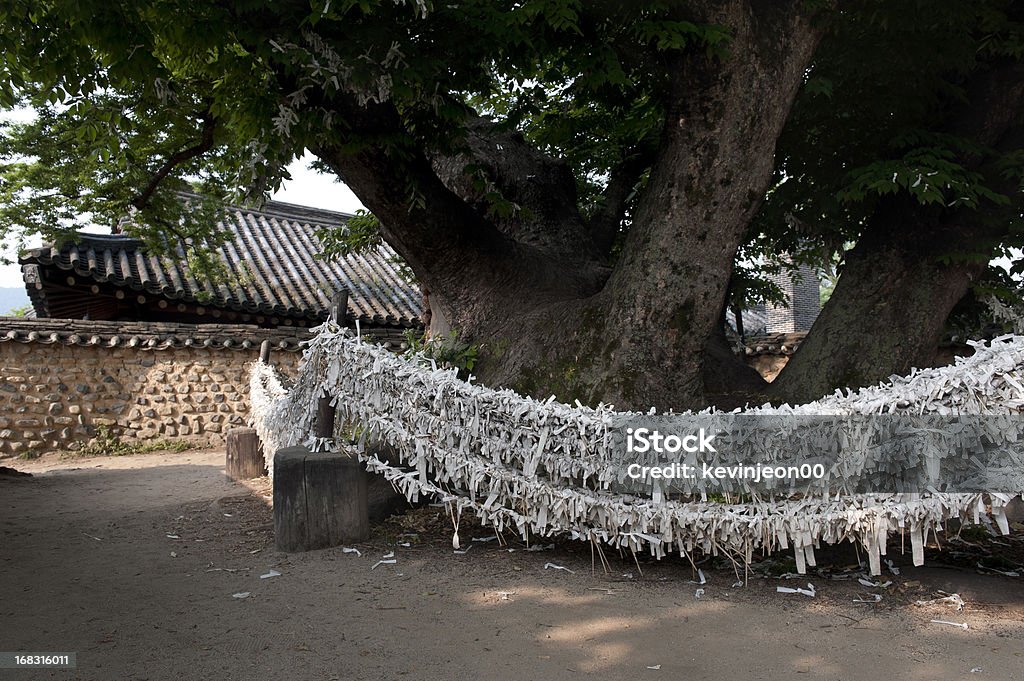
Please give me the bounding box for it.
[764,262,820,333]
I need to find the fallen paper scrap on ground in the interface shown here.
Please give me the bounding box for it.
[916,592,965,611]
[260,569,281,579]
[472,536,498,542]
[342,547,361,556]
[371,552,397,570]
[777,583,816,597]
[858,578,892,588]
[689,569,706,585]
[885,560,901,575]
[232,592,250,599]
[497,591,515,601]
[930,619,969,629]
[526,544,555,552]
[646,665,661,670]
[544,562,575,574]
[82,533,103,542]
[694,588,705,599]
[170,551,177,558]
[853,594,882,604]
[166,534,179,539]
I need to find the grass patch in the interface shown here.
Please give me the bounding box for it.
[75,426,194,457]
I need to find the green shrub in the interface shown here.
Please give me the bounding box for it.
[403,329,478,379]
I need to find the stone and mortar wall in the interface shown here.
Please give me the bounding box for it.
[0,342,300,459]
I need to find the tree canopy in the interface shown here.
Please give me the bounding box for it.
[1,0,1022,409]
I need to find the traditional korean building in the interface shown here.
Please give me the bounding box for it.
[18,199,421,341]
[0,199,423,458]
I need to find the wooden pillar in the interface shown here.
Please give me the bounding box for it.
[225,428,267,480]
[316,396,337,440]
[273,446,369,551]
[331,289,349,326]
[316,288,349,444]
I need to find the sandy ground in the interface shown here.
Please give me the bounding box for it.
[1,450,1022,681]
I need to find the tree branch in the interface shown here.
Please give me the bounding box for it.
[310,99,608,321]
[131,110,216,211]
[588,146,656,256]
[428,116,604,265]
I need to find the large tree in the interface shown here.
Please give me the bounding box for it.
[1,0,1021,410]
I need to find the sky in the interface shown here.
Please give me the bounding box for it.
[0,153,366,288]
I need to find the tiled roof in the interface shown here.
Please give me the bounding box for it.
[743,332,807,356]
[20,200,422,328]
[725,307,768,335]
[0,318,309,352]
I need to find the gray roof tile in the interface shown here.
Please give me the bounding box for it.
[0,317,308,351]
[21,200,423,328]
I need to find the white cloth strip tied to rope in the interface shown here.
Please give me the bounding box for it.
[255,323,1024,496]
[249,322,1024,575]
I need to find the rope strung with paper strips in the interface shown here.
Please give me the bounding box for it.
[249,323,1024,576]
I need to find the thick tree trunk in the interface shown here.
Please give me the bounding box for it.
[469,2,819,411]
[769,201,990,404]
[313,1,821,411]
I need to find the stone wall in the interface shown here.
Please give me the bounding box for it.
[0,319,306,459]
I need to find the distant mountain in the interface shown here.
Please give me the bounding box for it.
[0,287,30,315]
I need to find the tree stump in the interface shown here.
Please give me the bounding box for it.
[225,427,267,480]
[273,446,370,552]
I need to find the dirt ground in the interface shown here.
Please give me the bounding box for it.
[1,450,1022,681]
